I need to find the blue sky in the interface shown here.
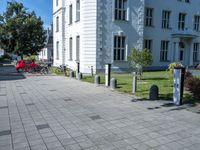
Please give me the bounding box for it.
[0,0,53,28]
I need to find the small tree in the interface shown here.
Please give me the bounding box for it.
[0,1,46,59]
[128,48,153,77]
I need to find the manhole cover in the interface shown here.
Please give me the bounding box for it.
[36,124,50,130]
[0,106,8,109]
[0,130,11,136]
[90,115,102,120]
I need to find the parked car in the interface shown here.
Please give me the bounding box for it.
[15,60,38,72]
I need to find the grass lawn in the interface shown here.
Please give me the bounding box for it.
[82,71,199,103]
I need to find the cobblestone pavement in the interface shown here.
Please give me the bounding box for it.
[0,67,200,150]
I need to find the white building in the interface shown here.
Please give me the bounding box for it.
[39,26,54,64]
[53,0,200,73]
[0,49,4,57]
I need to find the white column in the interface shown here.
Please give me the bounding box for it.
[175,42,179,62]
[173,38,180,62]
[189,42,193,66]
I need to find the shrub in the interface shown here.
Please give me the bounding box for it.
[49,67,63,75]
[195,64,200,69]
[184,76,200,99]
[168,62,183,73]
[184,71,192,79]
[0,54,12,61]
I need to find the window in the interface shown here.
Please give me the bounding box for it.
[76,0,80,21]
[114,0,127,21]
[162,10,171,29]
[193,43,199,62]
[56,0,58,6]
[76,36,80,61]
[114,36,126,61]
[56,16,59,32]
[145,8,153,27]
[144,40,152,52]
[178,13,186,30]
[178,0,190,3]
[160,41,169,61]
[69,5,73,24]
[194,15,200,31]
[69,37,73,60]
[56,41,59,60]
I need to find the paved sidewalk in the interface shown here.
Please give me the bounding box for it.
[0,68,200,150]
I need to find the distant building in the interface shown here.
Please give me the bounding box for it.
[53,0,200,73]
[39,25,53,64]
[0,49,4,57]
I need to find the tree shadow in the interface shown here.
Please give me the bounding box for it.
[0,73,26,81]
[141,77,168,81]
[0,66,26,81]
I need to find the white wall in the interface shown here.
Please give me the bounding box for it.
[64,0,97,73]
[53,0,65,66]
[96,0,145,71]
[144,0,200,67]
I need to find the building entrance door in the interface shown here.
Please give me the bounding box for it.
[179,42,185,64]
[180,49,184,62]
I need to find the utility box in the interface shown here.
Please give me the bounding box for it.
[173,67,185,105]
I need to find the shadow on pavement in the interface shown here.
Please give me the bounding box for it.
[0,66,26,81]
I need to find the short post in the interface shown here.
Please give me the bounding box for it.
[95,75,100,85]
[76,62,80,79]
[91,66,94,77]
[63,65,67,76]
[78,73,82,80]
[110,78,117,89]
[149,85,159,100]
[173,67,185,105]
[70,71,75,78]
[105,64,111,87]
[132,72,137,94]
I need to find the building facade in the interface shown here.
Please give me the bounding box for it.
[53,0,200,73]
[39,26,54,64]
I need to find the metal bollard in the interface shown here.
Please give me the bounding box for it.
[70,71,75,78]
[78,73,82,80]
[149,85,159,100]
[110,78,117,89]
[95,75,100,85]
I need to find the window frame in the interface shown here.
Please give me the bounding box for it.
[160,40,169,62]
[56,16,59,32]
[113,35,126,61]
[114,0,128,21]
[178,13,186,31]
[76,0,80,22]
[56,41,59,60]
[69,4,73,25]
[69,37,73,60]
[144,39,153,52]
[162,10,171,29]
[193,43,199,62]
[76,36,80,61]
[145,8,154,27]
[194,15,200,31]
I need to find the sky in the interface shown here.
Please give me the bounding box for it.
[0,0,53,29]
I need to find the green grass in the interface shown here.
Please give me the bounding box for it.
[82,71,198,103]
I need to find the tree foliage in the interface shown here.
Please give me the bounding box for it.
[0,1,46,57]
[128,48,153,74]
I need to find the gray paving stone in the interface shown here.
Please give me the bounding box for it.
[65,143,82,150]
[1,67,200,150]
